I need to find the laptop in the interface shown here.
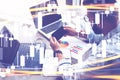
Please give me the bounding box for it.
[38,14,63,41]
[30,0,64,41]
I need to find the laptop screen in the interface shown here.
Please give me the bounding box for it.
[42,14,61,27]
[41,14,62,34]
[32,13,62,35]
[30,1,63,40]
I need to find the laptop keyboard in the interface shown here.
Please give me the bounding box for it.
[41,20,62,34]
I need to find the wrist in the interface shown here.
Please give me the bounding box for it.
[53,50,62,57]
[53,47,60,51]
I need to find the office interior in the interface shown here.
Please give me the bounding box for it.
[0,0,120,80]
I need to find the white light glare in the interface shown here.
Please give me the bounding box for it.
[95,12,100,24]
[105,10,110,15]
[109,6,114,12]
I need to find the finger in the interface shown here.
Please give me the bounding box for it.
[53,37,59,44]
[58,40,62,43]
[64,27,72,31]
[64,26,71,28]
[50,36,54,43]
[50,37,58,44]
[63,27,69,30]
[52,37,56,41]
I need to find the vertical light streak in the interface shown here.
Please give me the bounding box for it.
[0,34,4,47]
[92,43,97,56]
[20,55,25,67]
[38,12,42,30]
[95,12,100,24]
[39,46,44,64]
[30,44,35,58]
[0,48,3,60]
[102,40,107,58]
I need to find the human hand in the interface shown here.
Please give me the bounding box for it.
[50,37,61,51]
[63,26,78,36]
